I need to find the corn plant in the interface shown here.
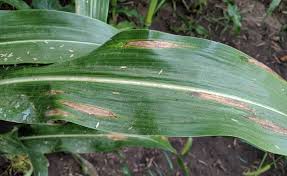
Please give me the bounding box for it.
[266,0,282,17]
[1,0,287,175]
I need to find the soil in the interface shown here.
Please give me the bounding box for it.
[1,0,287,175]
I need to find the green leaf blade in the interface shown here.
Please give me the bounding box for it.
[75,0,110,22]
[0,0,30,9]
[267,0,281,16]
[19,124,176,154]
[0,10,118,65]
[31,0,62,10]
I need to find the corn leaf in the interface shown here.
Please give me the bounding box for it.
[1,13,287,156]
[31,0,75,12]
[19,124,176,154]
[31,0,62,10]
[0,129,27,155]
[75,0,110,22]
[0,10,118,65]
[1,124,175,176]
[27,152,49,176]
[0,0,30,9]
[266,0,281,16]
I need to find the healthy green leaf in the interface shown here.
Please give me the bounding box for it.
[1,28,287,156]
[31,0,62,10]
[145,0,158,27]
[226,1,241,33]
[0,10,118,65]
[26,152,49,176]
[75,0,110,22]
[266,0,281,16]
[181,137,192,156]
[0,0,30,9]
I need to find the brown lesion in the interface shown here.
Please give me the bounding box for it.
[248,116,287,135]
[248,58,275,74]
[60,100,116,118]
[106,133,128,141]
[192,92,252,112]
[45,109,70,125]
[193,92,287,135]
[45,109,70,117]
[248,58,285,81]
[46,90,64,95]
[125,40,181,49]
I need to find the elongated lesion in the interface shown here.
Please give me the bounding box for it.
[193,92,287,135]
[248,116,287,135]
[45,109,70,117]
[248,58,274,74]
[60,100,116,118]
[106,133,128,141]
[125,40,181,49]
[192,92,252,112]
[46,90,64,95]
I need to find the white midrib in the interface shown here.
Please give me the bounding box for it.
[0,75,286,118]
[20,133,159,141]
[0,39,99,46]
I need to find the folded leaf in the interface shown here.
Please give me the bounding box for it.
[19,124,176,154]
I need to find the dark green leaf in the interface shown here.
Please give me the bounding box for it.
[0,10,118,65]
[31,0,61,10]
[0,0,30,9]
[19,124,176,153]
[226,2,242,33]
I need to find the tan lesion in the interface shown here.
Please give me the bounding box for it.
[248,58,286,81]
[192,92,252,112]
[45,109,70,117]
[193,92,287,135]
[248,116,287,135]
[46,90,64,95]
[106,133,128,141]
[248,58,275,74]
[60,100,116,118]
[125,40,181,49]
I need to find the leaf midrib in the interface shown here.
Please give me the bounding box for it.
[0,75,285,117]
[20,133,161,142]
[0,39,100,46]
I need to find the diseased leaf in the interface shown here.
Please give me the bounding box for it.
[19,124,176,154]
[1,29,287,155]
[0,10,118,65]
